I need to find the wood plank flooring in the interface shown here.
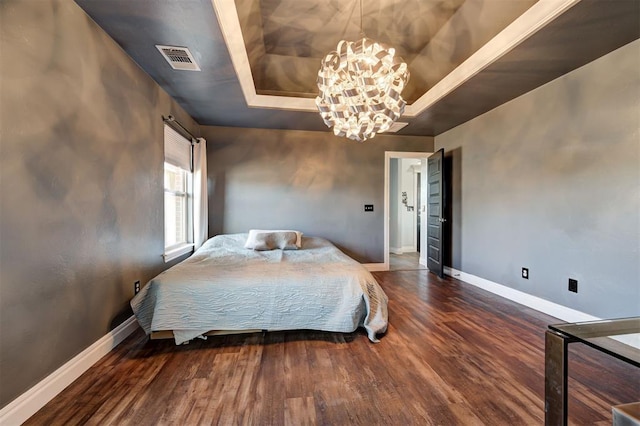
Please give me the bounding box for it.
[26,271,639,425]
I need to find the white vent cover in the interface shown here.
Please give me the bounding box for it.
[155,45,201,71]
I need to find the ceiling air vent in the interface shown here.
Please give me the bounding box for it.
[155,45,201,71]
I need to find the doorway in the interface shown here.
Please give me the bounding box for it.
[384,152,431,271]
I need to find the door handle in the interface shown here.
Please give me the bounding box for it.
[439,217,447,223]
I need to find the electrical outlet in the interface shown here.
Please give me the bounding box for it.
[134,280,141,294]
[364,204,374,212]
[568,278,578,293]
[522,267,529,279]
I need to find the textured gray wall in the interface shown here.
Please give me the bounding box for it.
[202,127,433,263]
[0,0,199,408]
[435,40,640,318]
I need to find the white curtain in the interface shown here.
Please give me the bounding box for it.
[193,137,208,249]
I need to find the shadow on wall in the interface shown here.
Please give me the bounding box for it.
[444,147,462,269]
[110,306,134,331]
[209,173,226,237]
[333,244,362,263]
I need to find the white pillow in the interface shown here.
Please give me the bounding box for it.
[245,229,303,250]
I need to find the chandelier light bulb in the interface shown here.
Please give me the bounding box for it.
[316,37,410,142]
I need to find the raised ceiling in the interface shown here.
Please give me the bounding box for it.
[235,0,546,103]
[74,0,639,136]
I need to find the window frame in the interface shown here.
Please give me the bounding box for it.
[163,125,195,262]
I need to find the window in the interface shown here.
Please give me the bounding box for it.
[163,125,193,262]
[164,163,190,249]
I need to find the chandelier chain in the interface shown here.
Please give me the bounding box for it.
[359,0,364,37]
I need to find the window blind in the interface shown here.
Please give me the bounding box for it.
[164,124,192,170]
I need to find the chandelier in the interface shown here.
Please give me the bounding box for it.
[315,4,409,142]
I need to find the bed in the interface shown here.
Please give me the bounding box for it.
[131,233,388,344]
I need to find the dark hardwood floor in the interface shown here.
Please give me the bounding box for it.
[26,271,639,425]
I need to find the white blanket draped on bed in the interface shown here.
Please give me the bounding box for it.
[131,234,388,344]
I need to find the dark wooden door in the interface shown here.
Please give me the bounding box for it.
[427,149,445,278]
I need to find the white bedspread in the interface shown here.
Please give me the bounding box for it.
[131,234,388,344]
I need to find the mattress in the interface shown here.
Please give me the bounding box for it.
[131,233,388,344]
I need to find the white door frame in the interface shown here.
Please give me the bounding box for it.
[412,167,420,253]
[383,151,432,270]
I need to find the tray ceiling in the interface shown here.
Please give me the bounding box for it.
[235,0,534,102]
[74,0,639,136]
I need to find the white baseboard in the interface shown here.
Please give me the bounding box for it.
[419,255,427,267]
[0,316,139,425]
[401,246,416,253]
[389,247,403,255]
[443,267,600,323]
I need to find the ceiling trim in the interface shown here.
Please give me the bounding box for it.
[212,0,581,116]
[405,0,581,116]
[212,0,317,112]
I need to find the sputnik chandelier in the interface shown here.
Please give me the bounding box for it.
[315,0,410,142]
